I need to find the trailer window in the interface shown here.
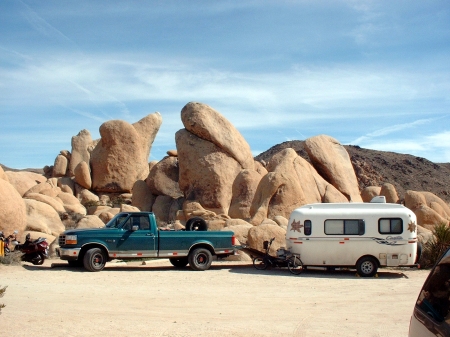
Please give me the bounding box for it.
[379,218,403,234]
[325,219,365,235]
[304,220,312,236]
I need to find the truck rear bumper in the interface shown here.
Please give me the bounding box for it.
[57,247,81,260]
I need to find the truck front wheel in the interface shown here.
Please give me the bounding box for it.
[188,248,212,271]
[169,257,188,268]
[83,248,106,272]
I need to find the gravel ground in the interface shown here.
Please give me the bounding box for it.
[0,259,429,337]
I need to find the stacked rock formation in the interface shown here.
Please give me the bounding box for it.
[1,102,449,256]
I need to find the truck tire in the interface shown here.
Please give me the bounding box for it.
[185,217,208,231]
[83,247,106,272]
[188,248,213,271]
[169,257,188,268]
[356,256,378,277]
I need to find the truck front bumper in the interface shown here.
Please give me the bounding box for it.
[56,247,81,261]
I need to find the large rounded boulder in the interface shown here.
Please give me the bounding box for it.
[176,129,241,215]
[304,135,362,202]
[69,129,94,177]
[181,102,254,170]
[91,112,162,193]
[0,179,27,234]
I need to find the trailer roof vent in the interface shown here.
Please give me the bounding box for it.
[370,196,386,203]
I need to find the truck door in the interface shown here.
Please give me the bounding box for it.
[115,214,157,257]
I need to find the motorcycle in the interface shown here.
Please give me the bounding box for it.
[252,237,304,275]
[13,234,49,265]
[0,230,18,255]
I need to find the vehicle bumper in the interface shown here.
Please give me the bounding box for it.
[56,247,81,261]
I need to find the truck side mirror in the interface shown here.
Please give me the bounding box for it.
[132,225,139,231]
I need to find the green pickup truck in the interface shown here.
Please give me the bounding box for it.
[57,212,237,272]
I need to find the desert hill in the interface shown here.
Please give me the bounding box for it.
[255,140,450,203]
[3,141,449,204]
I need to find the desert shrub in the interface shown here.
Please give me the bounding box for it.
[0,286,7,314]
[0,251,22,265]
[61,211,86,229]
[82,200,102,208]
[111,196,128,207]
[421,223,450,268]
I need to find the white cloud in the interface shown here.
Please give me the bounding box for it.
[351,118,437,145]
[2,52,449,123]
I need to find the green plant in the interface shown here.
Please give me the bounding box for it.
[0,285,6,314]
[421,222,450,268]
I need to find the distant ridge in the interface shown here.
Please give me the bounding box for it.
[1,164,44,174]
[255,140,450,203]
[2,142,449,203]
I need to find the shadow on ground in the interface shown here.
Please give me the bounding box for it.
[18,260,416,279]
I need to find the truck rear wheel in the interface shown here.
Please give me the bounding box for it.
[188,248,212,271]
[356,256,378,277]
[83,248,106,272]
[169,257,188,268]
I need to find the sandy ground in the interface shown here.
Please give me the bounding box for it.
[0,258,429,337]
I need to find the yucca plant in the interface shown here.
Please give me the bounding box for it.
[0,286,6,314]
[421,222,450,268]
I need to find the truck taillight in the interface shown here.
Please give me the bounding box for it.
[231,235,236,246]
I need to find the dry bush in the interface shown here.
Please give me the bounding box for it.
[0,251,22,265]
[0,286,7,314]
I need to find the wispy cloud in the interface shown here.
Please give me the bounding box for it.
[350,118,437,145]
[18,0,77,47]
[2,52,449,122]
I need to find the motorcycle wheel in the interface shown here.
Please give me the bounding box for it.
[32,253,45,265]
[253,257,268,270]
[288,256,304,275]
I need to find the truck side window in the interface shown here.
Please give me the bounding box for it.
[379,218,403,234]
[106,213,128,228]
[140,216,150,230]
[304,220,312,236]
[121,218,132,230]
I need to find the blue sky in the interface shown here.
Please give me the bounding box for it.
[1,0,449,169]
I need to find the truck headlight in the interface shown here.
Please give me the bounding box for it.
[66,235,77,245]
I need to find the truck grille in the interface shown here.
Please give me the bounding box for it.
[58,235,66,246]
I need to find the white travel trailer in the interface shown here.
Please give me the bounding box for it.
[286,196,418,277]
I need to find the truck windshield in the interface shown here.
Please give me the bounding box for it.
[105,214,129,228]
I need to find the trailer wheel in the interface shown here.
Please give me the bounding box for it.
[83,247,106,272]
[356,256,378,277]
[188,248,212,271]
[185,217,208,231]
[169,257,188,268]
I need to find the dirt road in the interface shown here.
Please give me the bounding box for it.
[0,259,429,337]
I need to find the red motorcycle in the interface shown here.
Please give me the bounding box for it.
[13,234,49,265]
